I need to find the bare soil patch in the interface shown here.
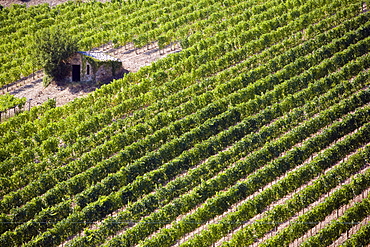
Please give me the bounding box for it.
[4,42,181,110]
[8,73,99,107]
[92,41,182,73]
[2,0,182,113]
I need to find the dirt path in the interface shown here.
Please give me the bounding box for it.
[93,41,181,73]
[7,73,99,107]
[4,42,181,110]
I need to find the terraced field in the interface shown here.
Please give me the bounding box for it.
[0,0,369,246]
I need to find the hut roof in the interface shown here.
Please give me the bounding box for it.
[78,51,121,62]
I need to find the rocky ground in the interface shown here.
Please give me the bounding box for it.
[4,42,181,108]
[94,41,182,73]
[2,0,182,113]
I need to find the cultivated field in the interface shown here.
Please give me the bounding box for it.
[0,0,369,246]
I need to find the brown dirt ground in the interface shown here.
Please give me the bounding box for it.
[5,42,181,108]
[1,0,182,111]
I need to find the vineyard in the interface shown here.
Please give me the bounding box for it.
[1,0,370,246]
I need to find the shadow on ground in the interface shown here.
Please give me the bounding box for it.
[9,79,43,95]
[57,69,128,94]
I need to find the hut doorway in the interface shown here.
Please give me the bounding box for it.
[72,65,80,81]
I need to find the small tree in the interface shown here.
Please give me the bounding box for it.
[33,27,78,84]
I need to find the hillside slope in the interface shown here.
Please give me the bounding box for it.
[0,0,110,8]
[0,0,369,246]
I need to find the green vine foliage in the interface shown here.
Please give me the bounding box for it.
[0,0,369,246]
[32,27,78,81]
[0,93,26,112]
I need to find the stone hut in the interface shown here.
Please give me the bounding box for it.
[65,51,124,83]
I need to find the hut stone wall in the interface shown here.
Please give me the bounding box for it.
[65,52,123,83]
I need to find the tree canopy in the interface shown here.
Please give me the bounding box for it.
[33,27,78,82]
